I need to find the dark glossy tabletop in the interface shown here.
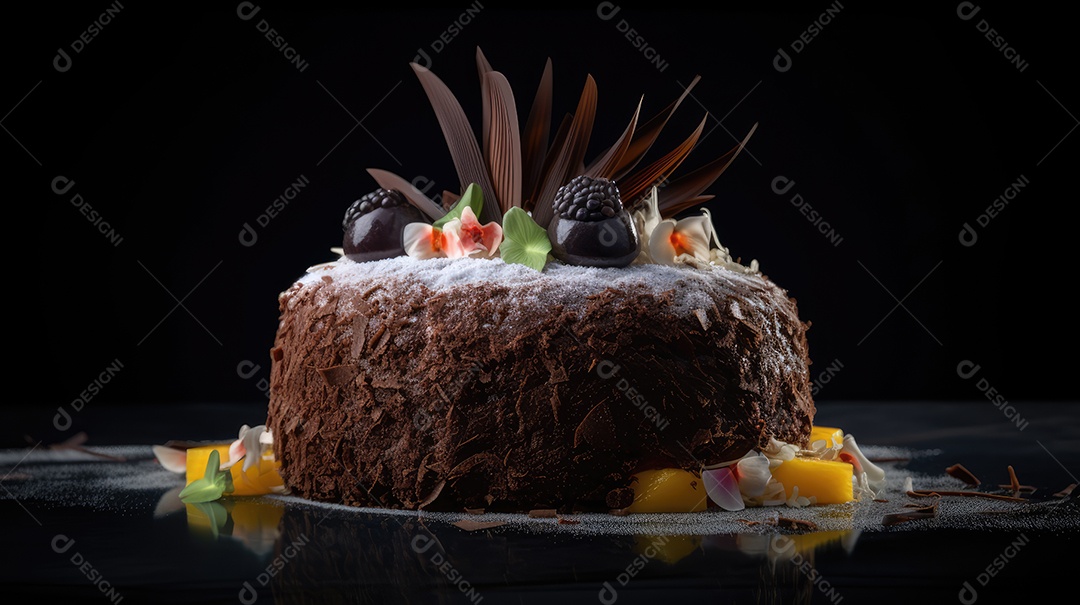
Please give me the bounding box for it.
[3,401,1078,604]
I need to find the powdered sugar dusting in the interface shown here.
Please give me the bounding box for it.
[297,256,785,322]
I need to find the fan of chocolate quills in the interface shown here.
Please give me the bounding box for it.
[367,47,756,228]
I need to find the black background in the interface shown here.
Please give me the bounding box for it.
[4,4,1076,444]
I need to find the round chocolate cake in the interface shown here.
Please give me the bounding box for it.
[263,48,814,512]
[266,257,813,511]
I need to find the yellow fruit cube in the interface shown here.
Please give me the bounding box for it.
[627,468,708,513]
[807,426,844,448]
[186,444,284,497]
[770,457,853,504]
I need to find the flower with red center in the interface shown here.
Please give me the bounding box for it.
[441,206,503,258]
[647,212,715,265]
[403,223,454,259]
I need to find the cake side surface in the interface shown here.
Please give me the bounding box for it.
[266,257,813,511]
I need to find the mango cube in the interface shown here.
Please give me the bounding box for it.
[627,468,708,513]
[770,457,853,504]
[807,426,844,448]
[186,444,284,497]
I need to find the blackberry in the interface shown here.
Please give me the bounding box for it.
[553,175,622,222]
[342,188,425,263]
[547,175,640,268]
[343,188,409,231]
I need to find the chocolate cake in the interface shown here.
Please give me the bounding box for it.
[266,257,813,511]
[264,49,815,512]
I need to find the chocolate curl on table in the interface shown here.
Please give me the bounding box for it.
[945,463,981,486]
[1053,483,1078,499]
[997,465,1036,496]
[27,431,127,462]
[883,500,939,527]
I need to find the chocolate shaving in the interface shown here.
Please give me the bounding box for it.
[907,489,1027,503]
[557,516,581,525]
[945,463,981,486]
[883,504,938,526]
[997,465,1035,495]
[317,364,359,388]
[464,507,485,515]
[43,432,127,462]
[418,480,446,510]
[767,516,818,531]
[691,308,711,331]
[528,508,557,518]
[873,499,889,503]
[1053,483,1077,499]
[452,519,506,531]
[350,315,369,357]
[736,519,760,526]
[573,401,616,450]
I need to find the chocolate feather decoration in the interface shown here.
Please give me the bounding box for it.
[656,122,758,218]
[585,96,642,180]
[521,59,553,211]
[482,71,523,212]
[410,63,501,223]
[619,113,708,208]
[605,75,701,182]
[366,168,446,221]
[475,46,494,84]
[530,75,598,228]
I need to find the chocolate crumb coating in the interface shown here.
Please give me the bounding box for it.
[266,257,814,512]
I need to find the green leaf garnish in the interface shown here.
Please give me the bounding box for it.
[499,207,551,271]
[188,501,230,539]
[433,183,484,229]
[178,449,234,504]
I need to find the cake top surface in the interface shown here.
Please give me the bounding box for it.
[297,255,786,319]
[303,255,764,295]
